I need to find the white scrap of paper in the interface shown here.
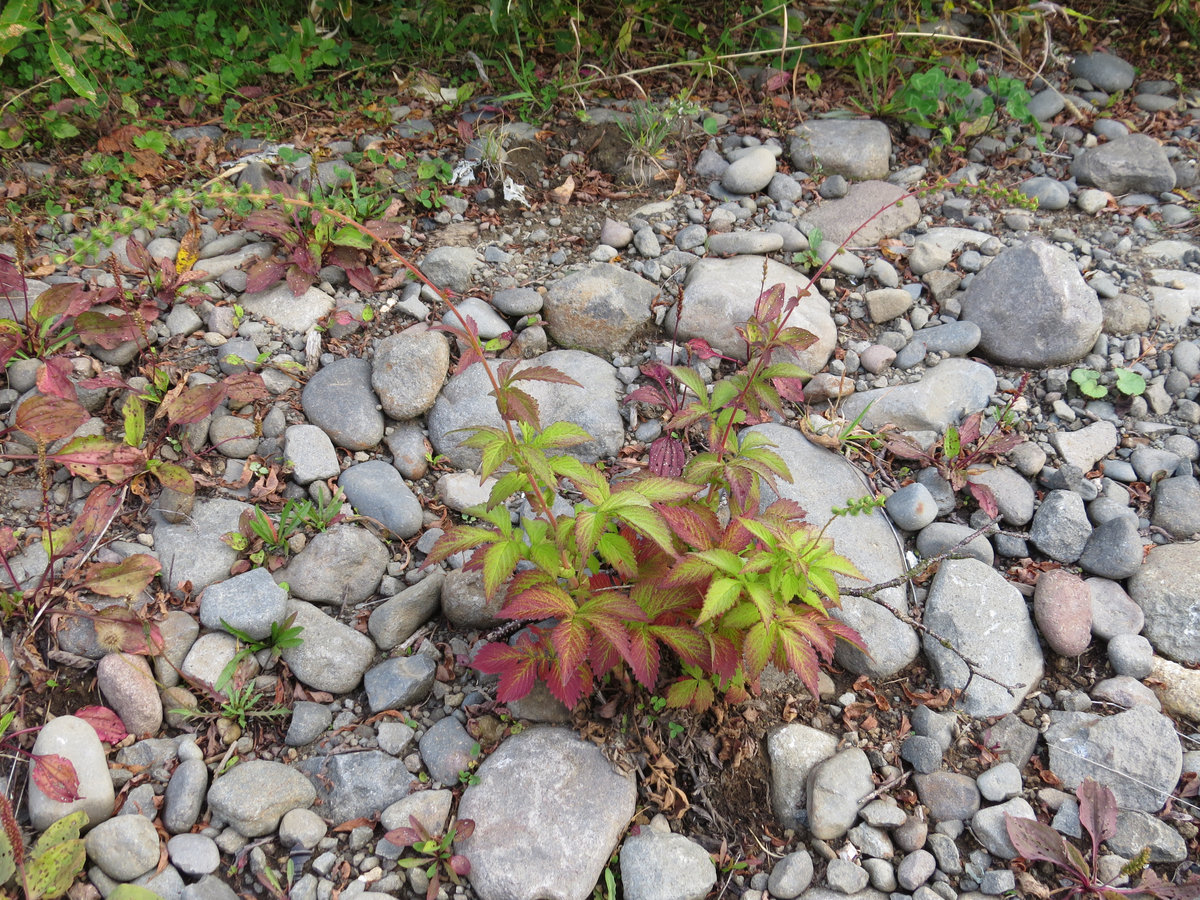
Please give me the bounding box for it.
[503,176,530,207]
[450,159,477,186]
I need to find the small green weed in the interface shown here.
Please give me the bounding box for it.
[1070,366,1146,399]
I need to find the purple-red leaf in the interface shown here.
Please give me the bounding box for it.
[647,436,686,477]
[75,706,128,743]
[453,818,475,840]
[36,357,77,401]
[449,854,470,876]
[1076,777,1116,863]
[16,394,89,444]
[967,481,999,520]
[1004,813,1077,871]
[245,258,288,293]
[31,753,81,803]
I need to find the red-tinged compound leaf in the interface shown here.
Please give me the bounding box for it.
[159,381,226,426]
[472,639,542,703]
[496,386,540,430]
[501,581,577,620]
[16,394,88,444]
[222,372,269,405]
[597,531,638,580]
[621,475,698,504]
[1076,777,1117,861]
[546,660,589,709]
[245,258,287,293]
[626,384,672,408]
[708,633,740,681]
[552,618,589,676]
[699,577,743,624]
[83,554,162,598]
[655,501,721,552]
[481,541,521,600]
[744,621,773,679]
[37,357,77,401]
[647,436,686,477]
[505,365,583,388]
[1004,813,1076,870]
[652,625,708,667]
[31,753,81,803]
[967,481,999,520]
[627,626,661,687]
[74,706,128,743]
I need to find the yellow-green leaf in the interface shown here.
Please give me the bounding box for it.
[47,36,96,102]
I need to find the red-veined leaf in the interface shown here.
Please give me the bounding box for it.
[74,706,128,743]
[597,531,638,580]
[505,365,582,388]
[1076,777,1117,862]
[651,625,708,666]
[222,372,269,405]
[31,753,81,803]
[15,394,88,444]
[685,337,724,360]
[159,381,226,426]
[627,625,661,687]
[36,357,77,401]
[245,258,288,293]
[481,541,521,600]
[496,386,540,429]
[83,554,161,598]
[1005,813,1078,871]
[500,580,577,620]
[545,659,589,708]
[551,618,589,675]
[655,502,720,551]
[472,639,542,703]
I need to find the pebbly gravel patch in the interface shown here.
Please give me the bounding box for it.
[2,39,1200,900]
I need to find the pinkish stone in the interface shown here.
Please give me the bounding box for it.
[1034,569,1092,657]
[97,652,162,737]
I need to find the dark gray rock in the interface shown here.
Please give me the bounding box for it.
[418,716,479,785]
[1045,707,1182,811]
[1150,475,1200,538]
[922,558,1043,716]
[369,571,445,649]
[283,424,340,486]
[364,654,437,712]
[198,567,289,640]
[279,524,388,605]
[279,600,376,694]
[913,771,980,822]
[790,120,891,181]
[297,750,415,823]
[154,498,250,594]
[1076,516,1144,579]
[619,829,716,900]
[371,328,449,420]
[1030,490,1093,564]
[961,241,1102,367]
[337,460,422,539]
[1069,51,1135,92]
[428,350,624,469]
[456,727,636,900]
[1127,543,1200,664]
[207,760,317,837]
[1072,134,1176,195]
[301,357,384,451]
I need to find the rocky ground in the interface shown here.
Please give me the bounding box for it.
[2,40,1200,900]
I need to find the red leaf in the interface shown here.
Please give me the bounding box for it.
[472,638,543,703]
[75,706,128,743]
[449,854,471,876]
[1004,813,1076,871]
[500,581,577,621]
[505,365,583,388]
[73,310,139,349]
[31,282,89,321]
[222,372,269,405]
[453,818,475,840]
[1076,777,1116,862]
[52,435,146,483]
[16,394,88,444]
[647,436,686,477]
[31,753,81,803]
[773,376,806,404]
[36,358,78,401]
[159,381,227,426]
[685,338,725,361]
[967,481,999,520]
[286,264,312,296]
[245,258,287,293]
